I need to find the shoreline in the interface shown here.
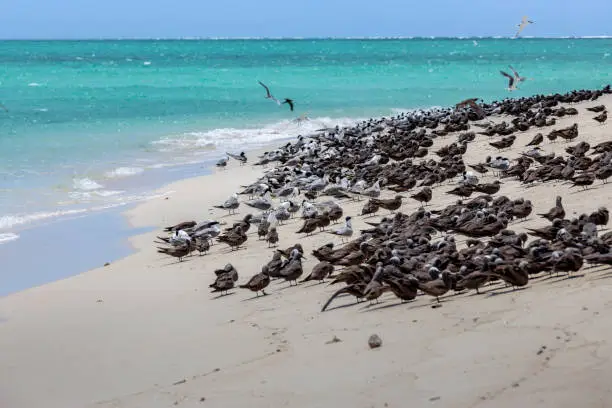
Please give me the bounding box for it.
[2,89,612,407]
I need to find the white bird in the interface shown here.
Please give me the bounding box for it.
[214,193,240,215]
[266,211,279,228]
[258,81,280,104]
[459,172,479,186]
[328,216,353,243]
[515,16,534,38]
[302,200,318,219]
[246,191,273,211]
[488,157,511,173]
[362,180,381,198]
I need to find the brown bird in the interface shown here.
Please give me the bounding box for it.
[209,273,235,295]
[551,123,579,143]
[266,227,279,247]
[455,97,485,117]
[418,271,453,303]
[595,165,612,183]
[455,272,491,294]
[194,236,210,255]
[538,195,565,221]
[301,261,334,283]
[446,184,475,198]
[384,276,419,302]
[371,195,404,213]
[164,221,196,232]
[240,265,271,296]
[473,180,501,195]
[316,211,331,231]
[586,105,606,113]
[217,225,248,250]
[214,263,239,281]
[312,242,334,261]
[588,207,609,228]
[525,133,543,146]
[157,243,191,262]
[569,172,595,189]
[296,218,320,236]
[361,199,380,216]
[489,135,516,151]
[593,111,607,124]
[410,186,432,207]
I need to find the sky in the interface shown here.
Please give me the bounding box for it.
[1,0,611,39]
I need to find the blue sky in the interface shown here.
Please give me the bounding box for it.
[1,0,610,39]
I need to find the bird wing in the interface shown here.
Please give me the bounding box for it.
[258,81,272,98]
[0,103,7,112]
[508,65,520,78]
[283,99,294,111]
[500,71,515,88]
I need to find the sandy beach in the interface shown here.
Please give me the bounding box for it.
[1,92,612,408]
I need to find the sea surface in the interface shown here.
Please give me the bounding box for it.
[0,38,611,245]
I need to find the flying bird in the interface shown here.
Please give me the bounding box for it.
[258,81,279,104]
[508,66,529,84]
[455,98,485,117]
[500,70,517,91]
[515,16,534,38]
[282,98,294,111]
[0,102,7,112]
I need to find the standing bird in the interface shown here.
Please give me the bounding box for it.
[593,111,607,124]
[240,265,271,296]
[410,186,432,207]
[266,227,279,247]
[525,133,543,146]
[214,193,240,215]
[328,216,353,243]
[515,16,534,38]
[537,196,564,221]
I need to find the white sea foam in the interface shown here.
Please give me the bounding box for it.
[72,178,103,191]
[0,209,88,230]
[28,82,42,87]
[151,116,363,152]
[105,167,144,178]
[143,61,152,66]
[0,233,19,244]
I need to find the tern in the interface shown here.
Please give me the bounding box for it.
[515,16,534,38]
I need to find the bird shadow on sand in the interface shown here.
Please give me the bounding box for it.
[570,187,600,194]
[485,286,529,297]
[160,259,191,267]
[219,212,240,218]
[210,292,237,300]
[321,301,362,313]
[361,300,417,312]
[241,293,270,302]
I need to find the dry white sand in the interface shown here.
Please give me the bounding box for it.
[1,95,612,408]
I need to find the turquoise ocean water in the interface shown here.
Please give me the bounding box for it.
[0,38,611,244]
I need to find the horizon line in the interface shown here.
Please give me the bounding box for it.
[0,35,611,41]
